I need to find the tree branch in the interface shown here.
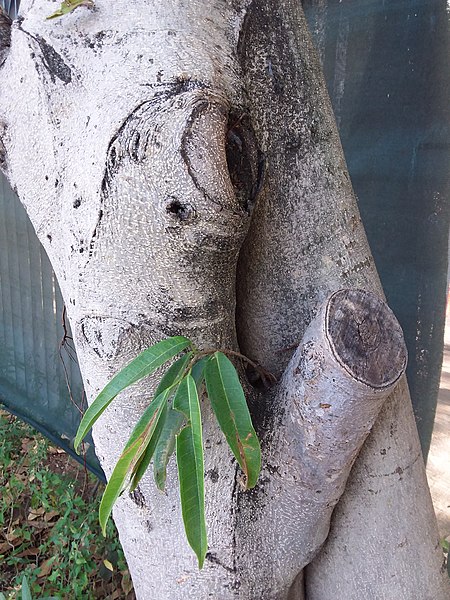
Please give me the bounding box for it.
[234,289,406,599]
[236,1,449,597]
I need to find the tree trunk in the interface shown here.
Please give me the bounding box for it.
[0,0,447,598]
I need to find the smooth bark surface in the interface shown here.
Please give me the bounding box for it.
[0,0,447,598]
[307,379,449,600]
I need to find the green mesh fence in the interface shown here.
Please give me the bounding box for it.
[0,175,104,480]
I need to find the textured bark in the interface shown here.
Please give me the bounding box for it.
[306,379,450,600]
[234,289,407,598]
[0,7,11,68]
[0,0,447,598]
[235,1,449,598]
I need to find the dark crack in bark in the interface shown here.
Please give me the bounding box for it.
[0,6,11,68]
[225,110,264,215]
[19,26,72,84]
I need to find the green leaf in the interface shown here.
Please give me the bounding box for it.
[204,352,261,489]
[154,351,193,397]
[174,375,207,568]
[47,0,94,20]
[131,353,193,491]
[99,390,169,535]
[21,577,32,600]
[75,336,190,452]
[153,408,185,492]
[129,400,168,492]
[191,356,208,387]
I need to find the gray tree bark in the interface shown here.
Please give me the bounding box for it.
[0,0,447,598]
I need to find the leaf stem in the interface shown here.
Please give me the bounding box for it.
[193,348,277,385]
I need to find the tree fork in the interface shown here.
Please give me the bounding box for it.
[0,0,448,597]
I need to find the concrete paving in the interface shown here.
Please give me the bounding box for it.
[426,311,450,538]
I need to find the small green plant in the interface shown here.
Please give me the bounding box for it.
[0,576,58,600]
[0,410,133,599]
[75,336,262,568]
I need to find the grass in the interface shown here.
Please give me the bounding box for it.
[0,408,135,600]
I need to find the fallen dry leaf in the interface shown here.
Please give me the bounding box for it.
[28,507,46,520]
[0,541,13,553]
[15,547,40,558]
[28,520,52,530]
[5,529,20,543]
[38,555,57,577]
[103,559,114,572]
[44,510,60,522]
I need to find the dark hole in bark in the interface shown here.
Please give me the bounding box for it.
[243,366,277,443]
[245,364,269,391]
[0,143,5,167]
[73,198,81,208]
[165,198,195,222]
[226,112,256,214]
[130,131,141,161]
[130,487,146,508]
[109,145,117,168]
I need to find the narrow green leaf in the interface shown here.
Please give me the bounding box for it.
[75,336,190,452]
[191,356,208,386]
[154,352,193,396]
[46,0,94,20]
[21,577,32,600]
[99,390,168,535]
[174,376,207,568]
[204,352,261,489]
[151,357,207,491]
[153,408,185,491]
[131,353,193,491]
[130,400,168,492]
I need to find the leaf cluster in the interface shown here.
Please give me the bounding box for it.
[75,337,262,568]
